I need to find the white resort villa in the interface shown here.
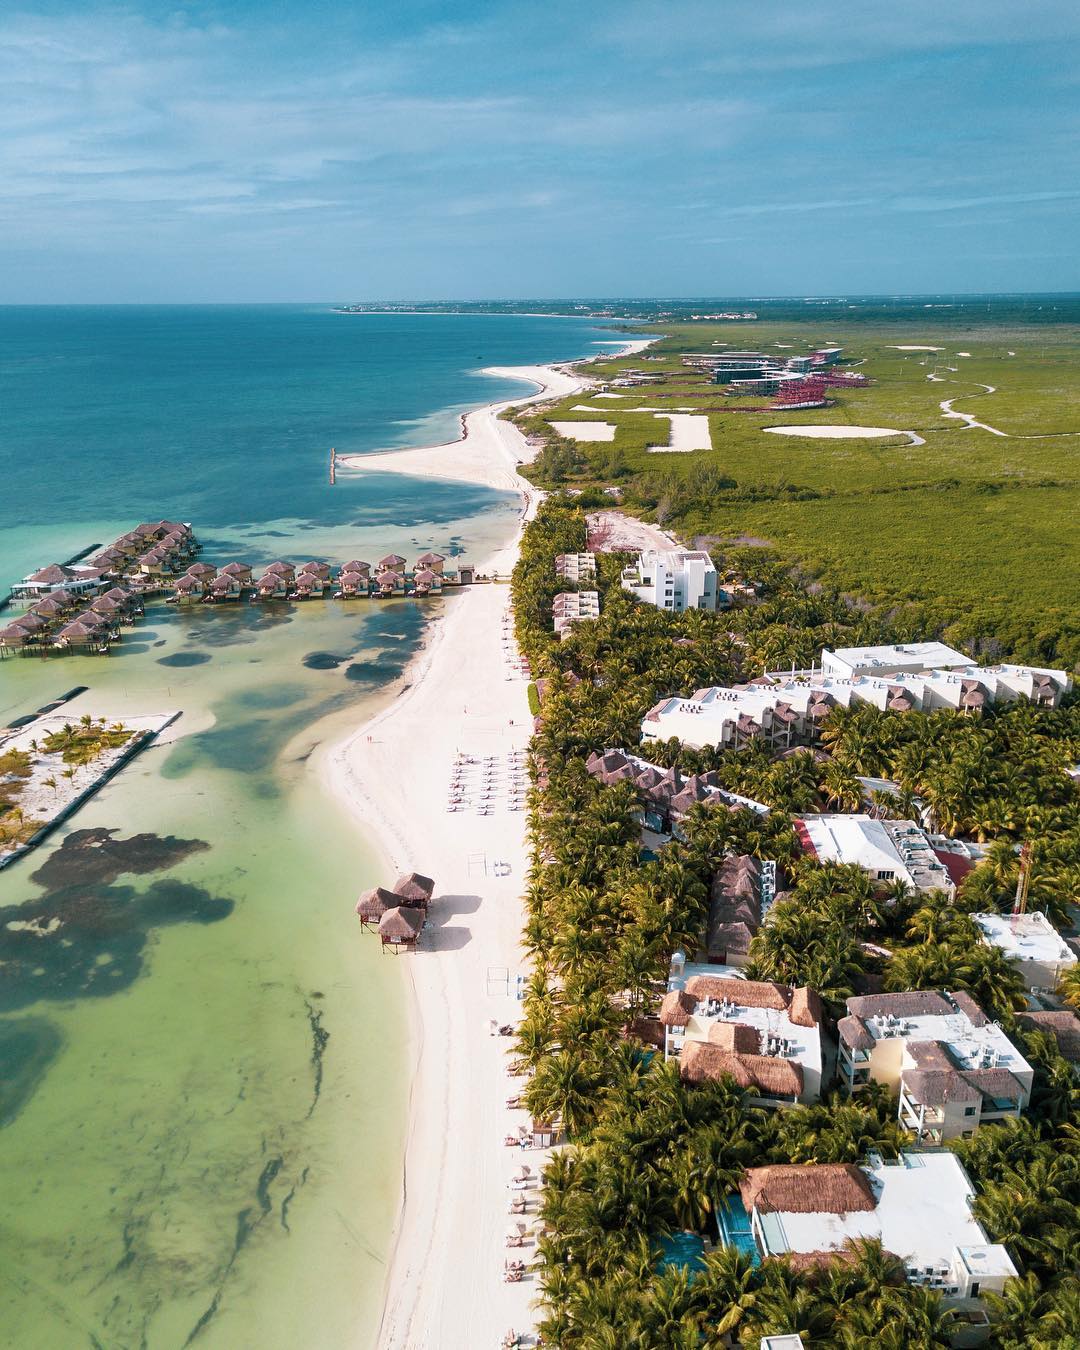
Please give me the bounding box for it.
[661,957,824,1108]
[838,991,1032,1141]
[727,1150,1018,1325]
[641,643,1071,750]
[620,548,721,612]
[554,551,597,582]
[552,590,599,639]
[795,814,959,896]
[972,911,1077,993]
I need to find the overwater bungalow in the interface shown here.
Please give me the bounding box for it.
[98,585,142,616]
[30,591,76,621]
[206,572,244,601]
[218,561,253,584]
[186,561,217,581]
[89,547,127,572]
[88,594,128,621]
[412,568,441,597]
[392,873,435,911]
[0,620,42,653]
[378,905,423,953]
[355,885,404,931]
[378,553,406,572]
[171,574,204,602]
[255,571,290,600]
[375,568,405,597]
[263,560,296,580]
[292,572,326,599]
[134,549,173,579]
[54,617,111,652]
[341,560,371,579]
[416,552,446,575]
[337,569,370,598]
[298,561,332,584]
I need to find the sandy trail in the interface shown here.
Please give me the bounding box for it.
[939,385,1008,437]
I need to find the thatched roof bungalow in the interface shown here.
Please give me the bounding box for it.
[378,905,423,952]
[393,873,435,908]
[356,886,404,930]
[740,1164,875,1216]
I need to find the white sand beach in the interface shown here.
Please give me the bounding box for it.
[322,341,654,1349]
[337,363,589,491]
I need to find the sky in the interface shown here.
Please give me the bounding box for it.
[2,0,1079,302]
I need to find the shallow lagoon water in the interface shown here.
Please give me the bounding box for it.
[0,309,620,1347]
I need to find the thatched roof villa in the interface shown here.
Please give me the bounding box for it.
[378,905,424,952]
[393,872,435,908]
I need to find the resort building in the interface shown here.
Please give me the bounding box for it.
[795,814,958,896]
[11,563,104,604]
[415,552,446,575]
[726,1150,1017,1319]
[821,641,973,680]
[620,548,721,613]
[972,911,1077,993]
[585,749,769,842]
[838,991,1033,1140]
[706,854,768,967]
[553,590,600,639]
[337,569,369,598]
[554,552,597,582]
[661,959,824,1108]
[640,651,1072,750]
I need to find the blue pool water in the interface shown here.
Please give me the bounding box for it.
[718,1195,761,1265]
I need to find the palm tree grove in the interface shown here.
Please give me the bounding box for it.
[509,497,1080,1348]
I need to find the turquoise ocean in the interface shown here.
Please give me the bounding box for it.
[0,307,622,1349]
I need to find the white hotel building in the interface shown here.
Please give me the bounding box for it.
[641,644,1071,750]
[621,548,721,613]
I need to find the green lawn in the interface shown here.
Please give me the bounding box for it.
[516,319,1080,666]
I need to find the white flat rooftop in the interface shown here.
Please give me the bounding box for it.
[973,912,1076,968]
[763,1152,1012,1276]
[826,641,971,671]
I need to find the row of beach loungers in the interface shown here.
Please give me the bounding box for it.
[447,751,529,815]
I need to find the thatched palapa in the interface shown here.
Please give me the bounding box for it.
[393,872,435,907]
[740,1164,876,1216]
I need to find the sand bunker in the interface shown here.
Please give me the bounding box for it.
[764,425,906,439]
[551,421,616,442]
[889,345,943,352]
[593,393,626,399]
[647,413,712,453]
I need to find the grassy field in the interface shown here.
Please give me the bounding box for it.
[514,320,1080,666]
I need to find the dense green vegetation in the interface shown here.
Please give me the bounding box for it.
[512,497,1080,1347]
[513,319,1080,668]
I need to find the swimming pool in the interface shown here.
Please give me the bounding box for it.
[718,1195,761,1265]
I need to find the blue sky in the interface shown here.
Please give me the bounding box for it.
[2,1,1078,301]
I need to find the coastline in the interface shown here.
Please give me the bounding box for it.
[319,339,652,1348]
